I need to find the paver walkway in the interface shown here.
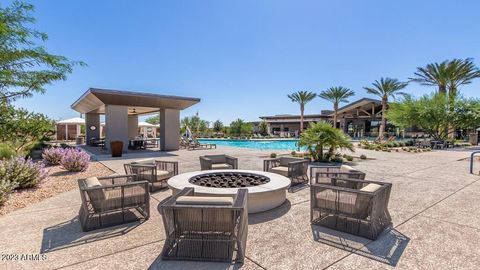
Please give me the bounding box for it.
[1,146,479,269]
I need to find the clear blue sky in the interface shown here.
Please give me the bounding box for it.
[12,0,480,124]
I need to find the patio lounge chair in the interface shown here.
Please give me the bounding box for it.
[180,137,216,150]
[124,160,178,191]
[310,178,392,240]
[160,187,248,262]
[310,164,365,187]
[78,175,150,231]
[199,154,238,170]
[263,157,309,185]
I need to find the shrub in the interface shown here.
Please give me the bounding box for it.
[360,154,367,160]
[270,153,277,158]
[0,179,15,206]
[0,157,48,189]
[60,148,90,172]
[330,156,343,163]
[291,151,296,156]
[0,144,15,160]
[346,155,354,161]
[42,147,65,166]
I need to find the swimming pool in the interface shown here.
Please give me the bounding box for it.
[197,139,302,151]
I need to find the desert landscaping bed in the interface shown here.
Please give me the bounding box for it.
[0,161,113,215]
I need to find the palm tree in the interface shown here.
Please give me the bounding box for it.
[318,86,355,129]
[410,61,449,94]
[411,58,480,98]
[298,121,354,162]
[363,78,408,140]
[287,91,317,132]
[446,58,480,98]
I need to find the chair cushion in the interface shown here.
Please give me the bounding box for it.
[176,196,233,205]
[354,183,383,218]
[84,177,106,210]
[270,166,289,177]
[315,189,357,216]
[340,165,355,172]
[101,188,147,211]
[207,155,227,164]
[156,170,172,180]
[211,163,233,170]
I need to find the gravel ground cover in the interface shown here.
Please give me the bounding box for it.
[0,162,113,215]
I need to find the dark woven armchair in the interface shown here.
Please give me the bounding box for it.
[124,160,178,192]
[310,164,365,188]
[310,178,392,240]
[78,175,150,232]
[160,187,248,263]
[263,157,309,185]
[199,154,238,170]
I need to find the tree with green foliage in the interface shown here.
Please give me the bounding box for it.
[0,103,54,153]
[259,120,268,136]
[387,93,480,140]
[212,120,224,133]
[0,1,84,102]
[298,121,353,162]
[319,86,355,128]
[364,78,408,140]
[410,58,480,98]
[181,115,209,137]
[145,115,159,125]
[229,119,253,137]
[287,91,317,132]
[410,59,480,137]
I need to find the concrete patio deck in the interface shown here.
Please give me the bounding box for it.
[1,146,479,269]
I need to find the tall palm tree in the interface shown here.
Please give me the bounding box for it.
[410,61,449,94]
[411,58,480,98]
[287,91,317,132]
[363,78,408,140]
[318,86,355,129]
[446,58,480,98]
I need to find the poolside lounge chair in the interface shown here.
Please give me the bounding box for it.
[263,157,309,185]
[309,164,365,188]
[199,154,238,170]
[78,175,150,231]
[160,187,248,262]
[180,137,216,150]
[124,160,178,192]
[310,178,392,240]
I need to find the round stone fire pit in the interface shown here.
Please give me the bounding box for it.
[168,170,291,213]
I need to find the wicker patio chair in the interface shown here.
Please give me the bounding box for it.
[124,160,178,192]
[160,187,248,263]
[310,178,392,240]
[78,175,150,232]
[310,164,365,188]
[263,157,309,185]
[199,154,238,170]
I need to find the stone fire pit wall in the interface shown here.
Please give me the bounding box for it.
[168,170,291,213]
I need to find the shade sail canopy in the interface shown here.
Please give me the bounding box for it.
[71,88,201,114]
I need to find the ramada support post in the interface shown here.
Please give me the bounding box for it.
[160,108,180,151]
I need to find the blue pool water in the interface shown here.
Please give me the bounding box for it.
[198,139,302,151]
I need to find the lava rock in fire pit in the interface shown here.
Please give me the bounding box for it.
[189,172,270,188]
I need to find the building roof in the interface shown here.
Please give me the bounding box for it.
[57,117,85,124]
[329,98,381,116]
[71,88,201,114]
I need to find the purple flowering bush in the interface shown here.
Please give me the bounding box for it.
[0,157,48,190]
[42,147,65,165]
[60,148,90,172]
